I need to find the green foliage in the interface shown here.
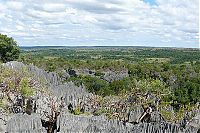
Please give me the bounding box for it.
[93,108,107,116]
[0,97,8,109]
[160,108,175,122]
[19,47,200,114]
[65,76,83,87]
[73,106,82,115]
[150,79,170,97]
[0,34,20,63]
[173,80,200,105]
[109,79,128,94]
[19,78,34,97]
[94,71,104,77]
[134,49,200,64]
[46,62,57,72]
[82,76,111,96]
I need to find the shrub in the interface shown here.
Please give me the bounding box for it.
[19,78,34,97]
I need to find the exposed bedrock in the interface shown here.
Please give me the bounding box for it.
[6,114,46,133]
[1,61,200,133]
[3,61,60,85]
[50,82,91,108]
[5,112,199,133]
[103,70,129,83]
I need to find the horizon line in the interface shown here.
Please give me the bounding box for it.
[19,45,200,49]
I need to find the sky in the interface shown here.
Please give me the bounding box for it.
[0,0,199,48]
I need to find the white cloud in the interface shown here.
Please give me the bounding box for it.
[16,25,24,30]
[65,7,78,15]
[0,3,6,11]
[26,9,66,19]
[6,1,24,11]
[42,3,66,12]
[10,31,29,36]
[0,0,198,48]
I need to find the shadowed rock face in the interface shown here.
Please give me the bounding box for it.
[1,62,200,133]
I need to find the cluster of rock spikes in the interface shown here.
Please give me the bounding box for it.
[0,61,199,133]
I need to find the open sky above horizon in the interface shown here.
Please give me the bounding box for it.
[0,0,199,48]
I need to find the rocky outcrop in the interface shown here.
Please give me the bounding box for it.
[6,114,46,133]
[1,62,200,133]
[103,70,129,82]
[128,106,144,123]
[3,61,91,110]
[5,112,199,133]
[3,61,60,85]
[56,112,199,133]
[58,113,131,133]
[131,122,198,133]
[0,109,9,133]
[50,82,92,109]
[188,112,200,129]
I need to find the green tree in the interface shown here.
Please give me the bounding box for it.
[109,80,127,94]
[82,76,110,96]
[0,34,20,63]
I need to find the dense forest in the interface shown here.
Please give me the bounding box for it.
[18,47,200,116]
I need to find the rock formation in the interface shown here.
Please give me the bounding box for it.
[0,61,199,133]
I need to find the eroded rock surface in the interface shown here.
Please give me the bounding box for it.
[1,61,200,133]
[6,114,46,133]
[103,70,129,82]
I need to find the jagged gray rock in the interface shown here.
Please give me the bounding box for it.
[2,62,200,133]
[5,112,199,133]
[3,61,60,85]
[103,70,128,82]
[188,113,200,129]
[128,106,144,123]
[58,113,131,133]
[0,110,9,133]
[50,82,91,108]
[150,111,165,123]
[56,113,199,133]
[6,114,46,133]
[131,122,198,133]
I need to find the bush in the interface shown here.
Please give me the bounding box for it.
[19,78,34,97]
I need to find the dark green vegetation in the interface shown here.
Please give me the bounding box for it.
[0,34,20,63]
[18,46,200,121]
[20,47,200,67]
[20,47,200,105]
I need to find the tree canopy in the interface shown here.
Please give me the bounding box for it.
[0,34,20,63]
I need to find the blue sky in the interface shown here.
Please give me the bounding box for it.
[143,0,157,5]
[0,0,199,48]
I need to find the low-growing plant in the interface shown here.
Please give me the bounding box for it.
[0,97,8,109]
[73,106,82,115]
[161,109,174,122]
[19,78,34,97]
[93,108,107,116]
